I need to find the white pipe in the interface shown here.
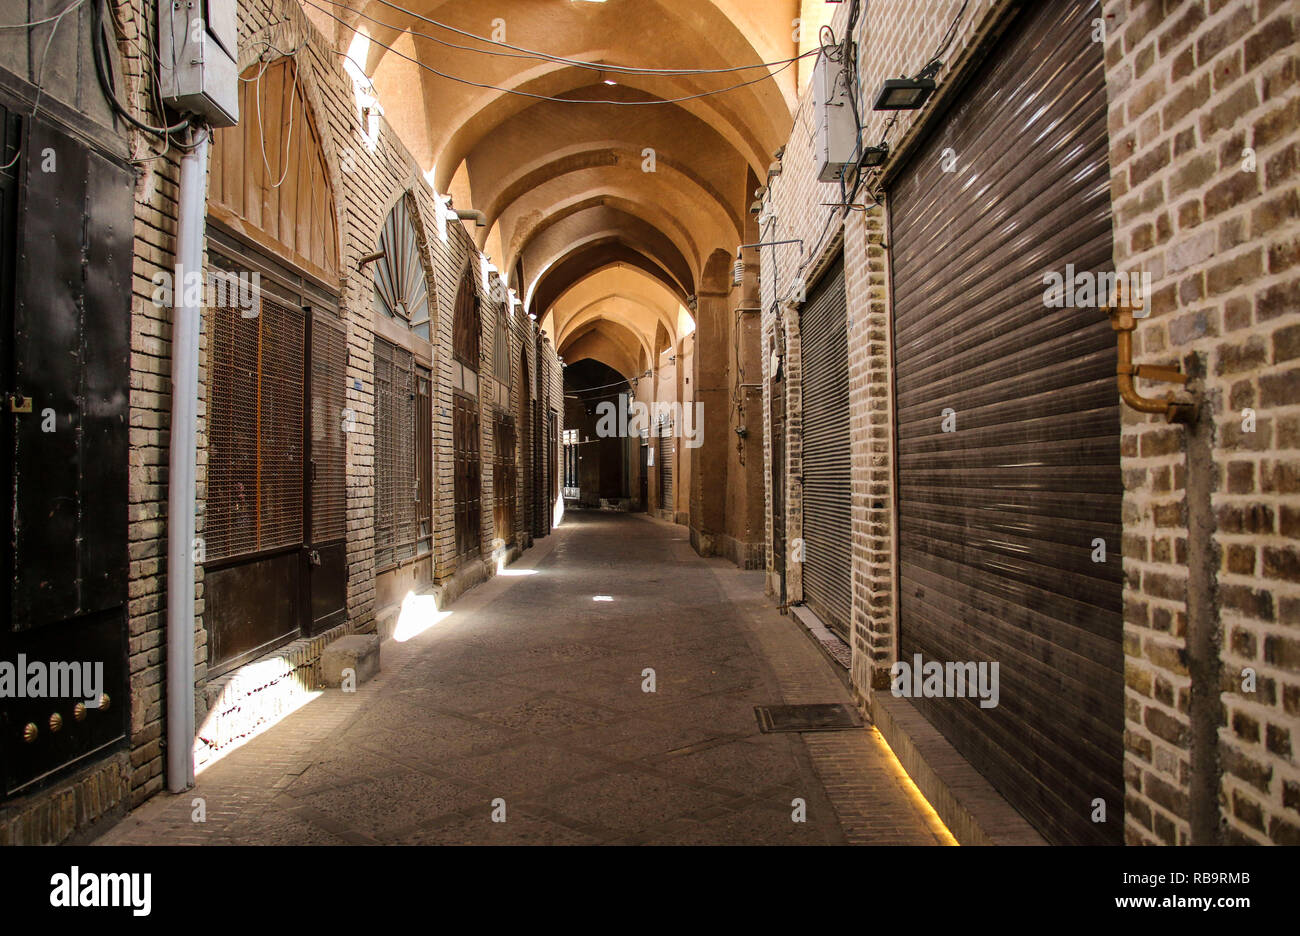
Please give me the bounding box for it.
[167,131,209,792]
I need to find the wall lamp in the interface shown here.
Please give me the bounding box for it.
[859,143,889,167]
[873,76,936,111]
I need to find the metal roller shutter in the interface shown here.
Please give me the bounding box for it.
[658,418,674,509]
[799,254,852,640]
[888,0,1122,845]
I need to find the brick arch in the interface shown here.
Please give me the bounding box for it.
[209,56,341,282]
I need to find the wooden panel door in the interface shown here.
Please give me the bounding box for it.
[454,394,481,559]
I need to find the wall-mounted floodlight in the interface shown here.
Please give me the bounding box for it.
[859,143,889,167]
[873,76,935,110]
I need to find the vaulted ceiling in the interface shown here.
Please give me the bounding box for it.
[301,0,830,376]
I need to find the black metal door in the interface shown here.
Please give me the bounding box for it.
[639,442,649,510]
[1,110,130,795]
[888,0,1122,845]
[799,254,851,639]
[655,421,676,514]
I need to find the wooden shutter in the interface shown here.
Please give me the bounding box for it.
[888,0,1122,845]
[374,338,416,569]
[454,394,481,558]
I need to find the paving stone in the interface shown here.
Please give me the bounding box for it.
[94,513,951,846]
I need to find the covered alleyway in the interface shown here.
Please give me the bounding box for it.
[97,513,950,846]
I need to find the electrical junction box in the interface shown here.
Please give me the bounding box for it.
[158,0,240,128]
[813,50,856,182]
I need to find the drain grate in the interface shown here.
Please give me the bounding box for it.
[754,703,863,733]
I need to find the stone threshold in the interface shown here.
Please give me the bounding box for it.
[868,692,1046,846]
[788,603,853,692]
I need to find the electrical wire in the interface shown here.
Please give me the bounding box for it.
[91,0,191,137]
[0,0,85,28]
[916,0,971,78]
[255,61,298,187]
[300,0,801,106]
[352,0,821,76]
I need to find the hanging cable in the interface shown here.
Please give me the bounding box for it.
[346,0,821,76]
[914,0,971,79]
[300,0,801,105]
[91,0,191,137]
[0,0,86,29]
[256,62,298,187]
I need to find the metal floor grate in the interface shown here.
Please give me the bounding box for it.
[754,703,863,733]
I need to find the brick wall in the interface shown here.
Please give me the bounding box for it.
[113,0,563,812]
[1104,0,1300,845]
[763,0,1297,844]
[761,0,996,686]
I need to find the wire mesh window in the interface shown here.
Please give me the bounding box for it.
[310,311,348,544]
[453,268,480,370]
[372,195,431,340]
[373,338,419,569]
[206,292,305,562]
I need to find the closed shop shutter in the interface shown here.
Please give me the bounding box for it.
[658,418,674,509]
[799,254,851,640]
[454,393,482,558]
[374,338,417,569]
[207,292,305,562]
[888,0,1122,845]
[309,310,348,546]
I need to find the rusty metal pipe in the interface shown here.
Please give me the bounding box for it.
[1110,305,1198,424]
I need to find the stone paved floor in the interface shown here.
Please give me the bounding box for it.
[98,512,954,846]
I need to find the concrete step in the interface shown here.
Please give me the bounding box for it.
[321,634,381,689]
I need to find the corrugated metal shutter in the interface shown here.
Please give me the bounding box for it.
[658,418,673,508]
[888,0,1122,846]
[799,254,851,640]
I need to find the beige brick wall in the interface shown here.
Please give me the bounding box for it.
[761,0,996,692]
[115,0,563,809]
